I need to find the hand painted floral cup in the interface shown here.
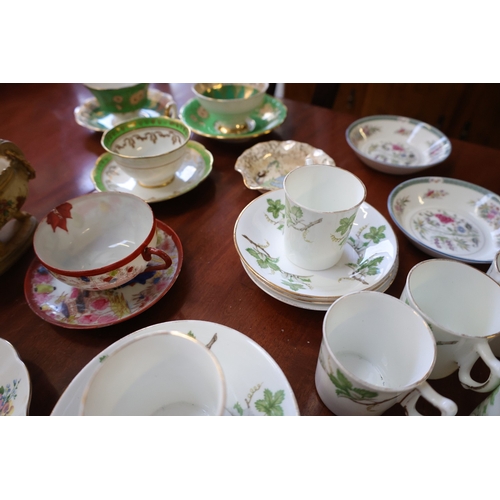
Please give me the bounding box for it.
[32,192,172,291]
[401,259,500,393]
[101,116,190,188]
[80,330,226,416]
[192,83,269,134]
[283,164,366,271]
[83,83,149,114]
[315,291,457,416]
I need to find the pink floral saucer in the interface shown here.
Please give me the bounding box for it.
[24,220,182,329]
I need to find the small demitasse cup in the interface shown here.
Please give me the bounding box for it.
[401,259,500,393]
[101,116,190,188]
[315,291,457,416]
[192,83,268,134]
[83,83,149,114]
[283,164,366,271]
[80,330,226,416]
[33,191,172,291]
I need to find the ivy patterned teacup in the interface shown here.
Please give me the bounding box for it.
[401,259,500,393]
[80,330,226,416]
[83,83,149,114]
[33,192,172,291]
[283,164,366,270]
[315,291,457,416]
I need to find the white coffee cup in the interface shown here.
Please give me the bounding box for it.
[401,259,500,393]
[80,331,226,416]
[283,165,366,271]
[315,290,457,416]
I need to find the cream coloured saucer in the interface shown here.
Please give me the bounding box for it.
[91,141,213,203]
[51,320,300,416]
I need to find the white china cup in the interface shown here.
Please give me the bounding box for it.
[283,164,366,271]
[315,291,457,416]
[401,259,500,393]
[80,330,226,416]
[33,192,172,291]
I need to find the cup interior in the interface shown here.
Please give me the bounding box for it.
[323,292,435,390]
[194,83,268,102]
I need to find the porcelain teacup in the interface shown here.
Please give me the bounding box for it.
[192,83,268,134]
[101,117,191,188]
[33,191,172,291]
[401,259,500,393]
[80,330,226,416]
[83,83,149,114]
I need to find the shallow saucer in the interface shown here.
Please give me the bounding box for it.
[51,320,300,416]
[0,338,31,416]
[235,140,336,192]
[388,176,500,263]
[74,89,177,132]
[234,189,398,302]
[179,95,287,141]
[91,141,213,203]
[24,220,182,329]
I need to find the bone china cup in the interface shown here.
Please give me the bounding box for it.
[83,83,149,114]
[401,259,500,393]
[315,291,457,416]
[80,330,226,416]
[283,164,366,271]
[101,117,190,188]
[33,192,172,291]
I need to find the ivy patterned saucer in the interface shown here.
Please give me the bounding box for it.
[51,320,300,416]
[0,338,31,416]
[74,89,177,132]
[179,95,287,141]
[234,140,335,192]
[24,220,182,329]
[388,177,500,264]
[234,190,398,302]
[346,115,451,175]
[90,141,213,203]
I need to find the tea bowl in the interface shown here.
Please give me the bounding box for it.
[32,192,172,291]
[192,83,269,134]
[83,83,149,114]
[101,117,191,188]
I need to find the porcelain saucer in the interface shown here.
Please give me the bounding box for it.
[388,176,500,263]
[24,220,182,329]
[0,338,31,416]
[91,141,213,203]
[234,190,398,302]
[179,95,287,141]
[51,320,300,416]
[74,89,177,132]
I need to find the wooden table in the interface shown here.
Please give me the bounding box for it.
[1,83,498,416]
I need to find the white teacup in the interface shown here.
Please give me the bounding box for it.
[33,192,172,291]
[315,291,457,416]
[283,164,366,271]
[80,330,226,416]
[401,259,500,393]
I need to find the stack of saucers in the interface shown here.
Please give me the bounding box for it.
[234,189,399,311]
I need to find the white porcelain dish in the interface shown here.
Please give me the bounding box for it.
[234,140,335,191]
[346,115,451,175]
[51,320,300,416]
[388,176,500,264]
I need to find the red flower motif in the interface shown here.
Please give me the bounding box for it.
[435,213,454,224]
[46,202,73,232]
[392,144,404,151]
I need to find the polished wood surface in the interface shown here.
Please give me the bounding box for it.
[1,83,498,416]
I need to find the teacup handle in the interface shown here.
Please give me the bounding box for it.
[400,382,458,416]
[164,101,178,119]
[142,247,172,272]
[457,338,500,393]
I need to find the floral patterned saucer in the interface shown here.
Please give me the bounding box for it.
[179,95,287,141]
[388,177,500,263]
[90,141,213,203]
[24,220,182,329]
[234,190,398,303]
[74,89,177,132]
[0,338,31,416]
[51,320,300,416]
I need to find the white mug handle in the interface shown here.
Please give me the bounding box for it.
[457,338,500,393]
[400,382,457,416]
